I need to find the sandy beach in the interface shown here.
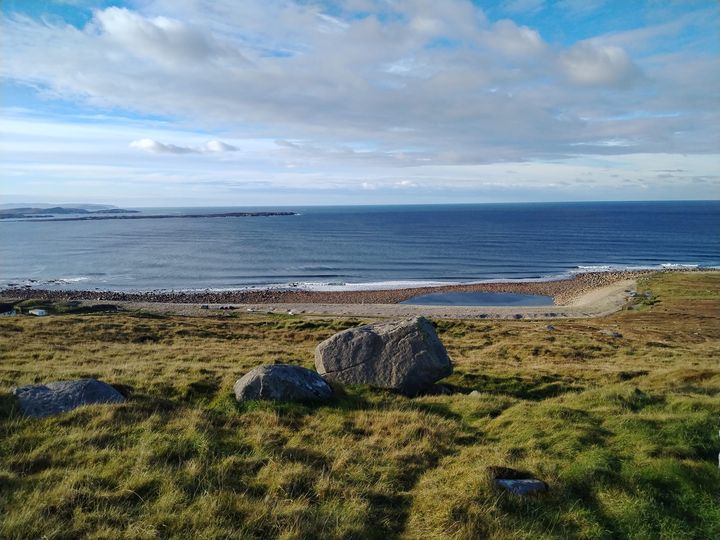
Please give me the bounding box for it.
[0,270,676,319]
[107,277,636,319]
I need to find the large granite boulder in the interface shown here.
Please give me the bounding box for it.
[12,378,125,418]
[234,364,333,402]
[315,317,452,396]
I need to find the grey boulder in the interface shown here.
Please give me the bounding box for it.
[12,378,125,418]
[496,479,548,495]
[314,317,452,396]
[234,364,333,402]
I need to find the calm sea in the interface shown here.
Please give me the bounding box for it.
[1,201,718,292]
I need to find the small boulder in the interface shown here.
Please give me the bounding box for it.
[12,378,125,418]
[234,364,333,402]
[496,479,548,495]
[315,317,452,396]
[486,466,548,496]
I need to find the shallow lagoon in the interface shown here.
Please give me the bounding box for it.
[400,291,554,306]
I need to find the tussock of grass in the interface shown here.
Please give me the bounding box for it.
[1,272,719,538]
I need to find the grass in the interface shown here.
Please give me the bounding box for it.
[0,271,719,539]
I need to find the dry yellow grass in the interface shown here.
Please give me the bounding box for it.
[1,272,719,539]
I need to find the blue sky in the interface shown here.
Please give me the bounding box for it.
[1,0,718,206]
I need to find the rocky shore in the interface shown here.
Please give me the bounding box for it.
[0,270,660,306]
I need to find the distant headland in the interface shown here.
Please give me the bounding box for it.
[0,206,297,221]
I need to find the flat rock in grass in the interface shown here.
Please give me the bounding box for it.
[495,479,548,496]
[487,466,548,496]
[315,317,452,397]
[234,364,333,402]
[12,378,125,418]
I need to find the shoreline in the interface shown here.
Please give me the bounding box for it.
[1,269,683,304]
[110,278,637,320]
[2,270,713,320]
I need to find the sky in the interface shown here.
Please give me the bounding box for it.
[1,0,719,206]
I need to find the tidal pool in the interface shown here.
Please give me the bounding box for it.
[400,292,554,306]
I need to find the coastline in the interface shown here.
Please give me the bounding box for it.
[0,270,643,304]
[108,278,637,320]
[3,269,714,319]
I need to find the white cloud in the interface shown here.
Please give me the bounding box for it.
[395,179,418,188]
[558,42,640,87]
[203,140,238,152]
[130,138,197,154]
[129,138,238,154]
[93,7,246,68]
[483,19,546,58]
[2,2,703,163]
[1,0,718,204]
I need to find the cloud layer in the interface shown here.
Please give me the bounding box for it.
[1,0,718,203]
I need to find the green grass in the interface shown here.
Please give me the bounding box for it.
[1,272,719,539]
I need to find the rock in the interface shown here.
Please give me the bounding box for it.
[601,330,623,338]
[545,324,556,331]
[495,479,548,495]
[315,317,452,396]
[468,390,482,397]
[486,466,548,495]
[12,378,125,418]
[234,364,333,402]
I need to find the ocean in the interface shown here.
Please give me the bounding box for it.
[1,201,718,292]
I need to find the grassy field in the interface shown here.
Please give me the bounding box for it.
[1,272,719,539]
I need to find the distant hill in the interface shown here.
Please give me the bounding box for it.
[0,206,139,219]
[0,203,118,211]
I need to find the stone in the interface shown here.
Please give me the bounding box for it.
[12,378,125,418]
[468,390,482,397]
[545,324,556,331]
[314,317,452,396]
[495,479,548,495]
[234,364,333,402]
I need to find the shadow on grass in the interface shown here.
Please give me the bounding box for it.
[0,393,19,420]
[454,372,584,400]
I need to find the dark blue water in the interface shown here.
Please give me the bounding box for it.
[0,201,718,291]
[401,292,554,306]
